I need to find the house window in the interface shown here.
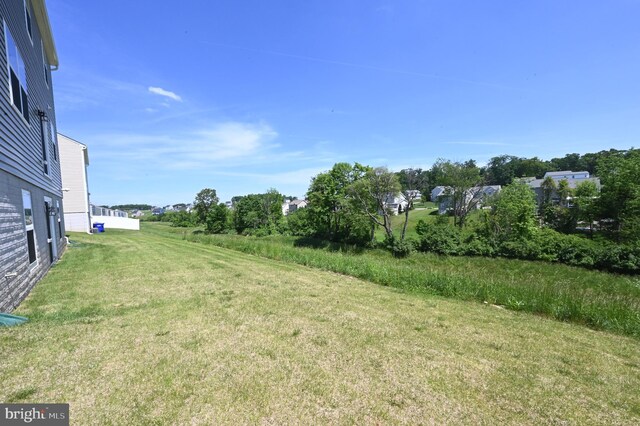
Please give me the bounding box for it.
[4,22,30,123]
[40,114,49,175]
[56,200,62,239]
[50,121,57,161]
[22,189,37,265]
[41,41,49,86]
[24,0,33,43]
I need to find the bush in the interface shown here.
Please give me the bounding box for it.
[596,244,640,274]
[462,233,496,257]
[413,221,640,274]
[287,209,314,237]
[416,220,461,255]
[385,236,415,258]
[169,211,196,228]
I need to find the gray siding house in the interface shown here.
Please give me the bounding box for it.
[526,171,601,207]
[0,0,64,312]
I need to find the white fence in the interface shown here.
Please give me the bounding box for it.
[91,204,128,218]
[90,204,140,231]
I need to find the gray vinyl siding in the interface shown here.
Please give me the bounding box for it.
[0,1,63,312]
[0,171,65,312]
[0,0,60,197]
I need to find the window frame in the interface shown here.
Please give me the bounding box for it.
[49,118,57,162]
[22,189,38,266]
[3,20,30,125]
[24,0,33,44]
[41,40,49,87]
[56,200,63,241]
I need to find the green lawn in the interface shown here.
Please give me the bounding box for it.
[185,227,640,338]
[1,226,639,424]
[374,206,442,240]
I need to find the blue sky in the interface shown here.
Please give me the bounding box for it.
[48,1,640,206]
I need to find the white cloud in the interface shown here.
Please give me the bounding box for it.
[89,121,280,169]
[148,86,182,102]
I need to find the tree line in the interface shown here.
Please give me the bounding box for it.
[165,147,639,273]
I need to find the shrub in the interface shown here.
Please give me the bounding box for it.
[169,211,196,228]
[385,236,415,258]
[416,220,461,255]
[462,233,496,257]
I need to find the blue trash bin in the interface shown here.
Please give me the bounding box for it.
[93,223,105,233]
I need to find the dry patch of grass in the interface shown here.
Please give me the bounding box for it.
[1,229,639,424]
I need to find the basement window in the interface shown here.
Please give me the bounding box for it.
[22,189,37,265]
[4,22,30,123]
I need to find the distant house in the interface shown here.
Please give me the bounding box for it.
[431,186,448,202]
[437,186,501,215]
[281,198,307,216]
[405,190,422,201]
[526,171,601,207]
[384,193,409,215]
[131,210,143,218]
[58,134,91,233]
[173,203,188,211]
[152,207,164,215]
[281,199,291,215]
[0,0,64,312]
[288,199,308,214]
[543,170,590,180]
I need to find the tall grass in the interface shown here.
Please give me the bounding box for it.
[175,229,640,338]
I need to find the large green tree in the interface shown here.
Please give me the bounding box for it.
[432,159,485,227]
[306,163,371,242]
[573,180,599,237]
[489,181,538,241]
[348,167,401,240]
[232,190,284,235]
[193,188,219,225]
[597,149,640,242]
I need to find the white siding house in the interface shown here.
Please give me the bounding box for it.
[58,134,91,233]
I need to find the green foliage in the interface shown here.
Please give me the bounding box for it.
[384,235,415,258]
[489,180,538,241]
[415,219,462,255]
[232,189,284,235]
[204,203,229,234]
[432,158,484,227]
[349,166,401,239]
[573,180,599,236]
[109,204,152,210]
[169,210,196,227]
[484,155,551,185]
[193,188,219,225]
[183,230,640,338]
[306,163,372,243]
[597,149,640,242]
[396,168,430,194]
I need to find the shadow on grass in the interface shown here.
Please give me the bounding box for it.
[293,237,367,254]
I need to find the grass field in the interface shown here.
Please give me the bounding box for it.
[374,206,440,240]
[183,227,640,338]
[1,226,640,424]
